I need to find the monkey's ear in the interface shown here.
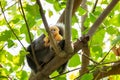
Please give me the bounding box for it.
[55,23,65,36]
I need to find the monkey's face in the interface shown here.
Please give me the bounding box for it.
[50,26,59,36]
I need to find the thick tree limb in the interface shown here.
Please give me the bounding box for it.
[80,0,90,76]
[87,0,119,38]
[80,43,90,75]
[33,36,89,79]
[64,0,74,53]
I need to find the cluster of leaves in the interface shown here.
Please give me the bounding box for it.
[0,0,120,80]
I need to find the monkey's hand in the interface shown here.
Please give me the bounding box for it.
[55,34,63,42]
[43,36,50,47]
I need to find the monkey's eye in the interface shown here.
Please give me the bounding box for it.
[51,29,56,32]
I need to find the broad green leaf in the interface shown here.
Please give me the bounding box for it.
[109,14,120,26]
[72,15,78,25]
[50,71,59,78]
[53,1,61,11]
[72,28,78,41]
[91,46,103,58]
[78,7,87,16]
[7,40,15,48]
[89,13,96,23]
[0,67,10,76]
[106,26,118,35]
[91,29,105,44]
[11,17,20,24]
[54,74,66,80]
[20,70,28,80]
[25,4,40,19]
[16,70,28,80]
[6,52,13,61]
[0,30,11,41]
[81,73,93,80]
[83,17,90,28]
[68,54,80,67]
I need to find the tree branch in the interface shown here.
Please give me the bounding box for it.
[57,0,82,23]
[0,2,26,51]
[93,61,120,79]
[80,42,90,75]
[19,0,40,70]
[87,0,119,38]
[81,0,88,35]
[33,36,89,80]
[80,0,90,76]
[92,0,98,13]
[65,0,74,53]
[36,0,63,57]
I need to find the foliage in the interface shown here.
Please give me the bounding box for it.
[0,0,120,80]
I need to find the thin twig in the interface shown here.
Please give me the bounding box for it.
[65,0,74,53]
[0,44,7,51]
[0,2,26,51]
[81,53,98,64]
[81,0,88,35]
[99,44,116,63]
[92,0,98,13]
[50,67,81,79]
[87,0,119,38]
[19,0,40,70]
[36,0,62,56]
[0,1,18,15]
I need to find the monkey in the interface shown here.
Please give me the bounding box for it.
[26,24,66,75]
[44,26,63,47]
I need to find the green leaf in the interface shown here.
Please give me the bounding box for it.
[0,68,9,77]
[72,28,78,41]
[72,15,78,25]
[78,7,87,16]
[11,18,20,24]
[0,50,6,63]
[48,10,53,17]
[16,70,28,80]
[46,0,55,3]
[91,46,103,58]
[106,26,118,35]
[20,24,27,34]
[89,13,96,23]
[0,30,11,41]
[91,29,105,44]
[7,40,15,48]
[25,4,40,19]
[53,1,61,11]
[68,54,80,67]
[109,14,120,26]
[0,0,7,8]
[25,32,34,43]
[112,36,120,45]
[81,73,93,80]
